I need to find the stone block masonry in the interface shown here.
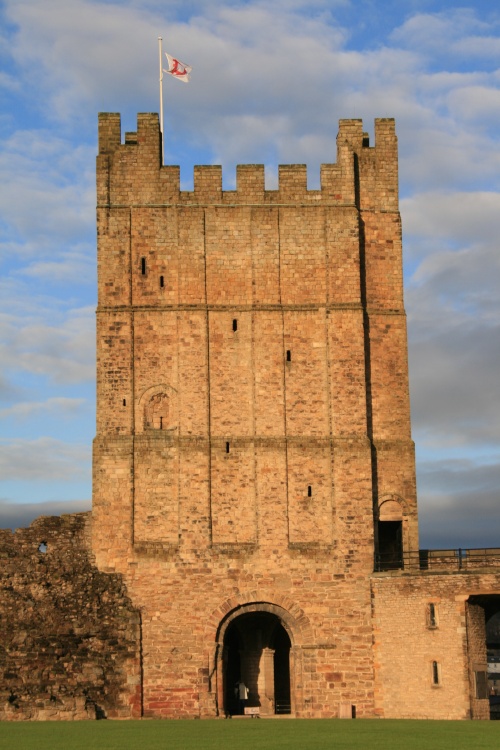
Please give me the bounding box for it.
[371,570,500,719]
[92,113,418,718]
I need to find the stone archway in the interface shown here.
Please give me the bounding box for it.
[213,600,307,717]
[222,611,291,716]
[376,496,406,570]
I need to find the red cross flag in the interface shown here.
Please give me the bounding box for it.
[163,53,192,83]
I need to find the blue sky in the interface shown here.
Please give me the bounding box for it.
[0,0,499,548]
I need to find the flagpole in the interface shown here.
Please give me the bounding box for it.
[158,36,164,165]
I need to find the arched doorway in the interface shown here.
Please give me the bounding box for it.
[376,498,405,570]
[222,611,292,716]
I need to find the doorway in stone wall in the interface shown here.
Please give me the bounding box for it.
[222,611,292,716]
[468,594,500,719]
[376,520,403,570]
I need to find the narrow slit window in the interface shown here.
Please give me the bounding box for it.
[226,442,230,454]
[286,350,291,362]
[141,257,146,275]
[123,399,126,406]
[160,416,163,430]
[432,661,440,686]
[232,319,238,332]
[307,485,312,497]
[160,275,164,288]
[427,603,437,628]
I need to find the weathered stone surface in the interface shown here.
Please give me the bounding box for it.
[0,514,141,720]
[91,114,418,719]
[1,113,498,721]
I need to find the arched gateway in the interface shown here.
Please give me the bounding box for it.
[215,603,300,717]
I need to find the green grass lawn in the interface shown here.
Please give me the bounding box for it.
[0,719,498,750]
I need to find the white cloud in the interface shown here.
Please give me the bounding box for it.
[447,85,500,124]
[0,130,94,252]
[0,437,90,481]
[18,246,95,284]
[402,191,500,249]
[0,305,95,385]
[0,397,86,419]
[391,10,500,61]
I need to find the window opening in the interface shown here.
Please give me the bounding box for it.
[38,542,48,554]
[427,603,437,628]
[123,399,126,406]
[160,275,164,288]
[286,350,291,362]
[232,319,238,332]
[226,442,230,454]
[376,520,403,570]
[432,661,440,686]
[141,257,146,275]
[307,486,312,497]
[160,416,163,430]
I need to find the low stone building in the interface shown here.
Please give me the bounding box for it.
[1,113,499,720]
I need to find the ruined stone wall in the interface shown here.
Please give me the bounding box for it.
[0,514,141,720]
[371,571,500,720]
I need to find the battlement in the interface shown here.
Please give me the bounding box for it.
[97,113,398,210]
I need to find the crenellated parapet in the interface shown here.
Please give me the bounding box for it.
[97,113,398,210]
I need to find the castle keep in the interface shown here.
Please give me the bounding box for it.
[92,112,420,718]
[2,113,500,721]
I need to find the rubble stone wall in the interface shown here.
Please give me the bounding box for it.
[0,513,141,721]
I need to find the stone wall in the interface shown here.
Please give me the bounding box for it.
[93,113,418,570]
[371,570,499,719]
[0,513,141,720]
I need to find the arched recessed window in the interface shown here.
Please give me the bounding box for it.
[145,393,170,430]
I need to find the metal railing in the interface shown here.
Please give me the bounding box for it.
[374,548,500,573]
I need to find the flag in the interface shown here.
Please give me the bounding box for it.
[163,53,192,83]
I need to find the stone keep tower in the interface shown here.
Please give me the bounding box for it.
[92,113,418,718]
